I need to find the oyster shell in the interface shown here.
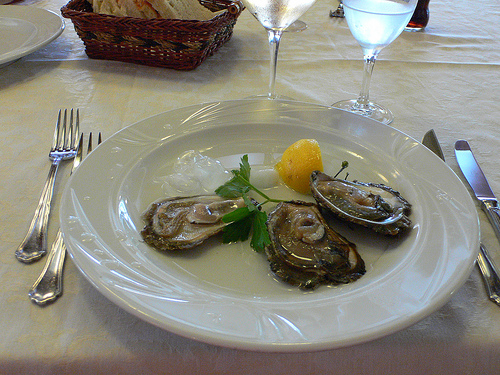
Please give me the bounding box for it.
[310,171,411,235]
[265,200,365,289]
[141,195,245,251]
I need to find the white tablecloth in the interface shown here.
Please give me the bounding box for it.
[1,0,499,373]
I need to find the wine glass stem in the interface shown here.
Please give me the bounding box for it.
[355,54,377,109]
[267,29,283,99]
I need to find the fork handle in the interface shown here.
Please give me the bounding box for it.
[477,243,500,306]
[28,230,66,305]
[15,157,62,263]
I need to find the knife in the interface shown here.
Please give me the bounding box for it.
[422,131,500,306]
[422,129,445,161]
[455,140,500,239]
[452,139,500,306]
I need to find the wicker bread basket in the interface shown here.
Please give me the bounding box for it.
[61,0,243,70]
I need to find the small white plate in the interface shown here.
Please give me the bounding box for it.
[0,6,64,66]
[60,99,479,352]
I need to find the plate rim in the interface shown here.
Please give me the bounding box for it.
[0,5,65,65]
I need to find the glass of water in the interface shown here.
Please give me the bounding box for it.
[332,0,418,124]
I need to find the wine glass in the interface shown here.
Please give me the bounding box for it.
[332,0,418,124]
[242,0,317,99]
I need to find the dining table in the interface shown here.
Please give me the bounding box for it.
[1,0,500,373]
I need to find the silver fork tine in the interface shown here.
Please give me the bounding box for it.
[73,110,80,149]
[66,109,79,150]
[52,110,62,151]
[64,110,70,149]
[87,131,93,154]
[62,110,68,149]
[16,109,80,263]
[29,133,102,305]
[71,133,84,173]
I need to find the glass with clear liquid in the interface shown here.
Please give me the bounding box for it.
[332,0,417,124]
[242,0,317,98]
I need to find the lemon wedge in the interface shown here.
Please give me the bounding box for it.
[275,139,323,194]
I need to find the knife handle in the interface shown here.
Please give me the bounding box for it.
[481,200,500,244]
[477,244,500,306]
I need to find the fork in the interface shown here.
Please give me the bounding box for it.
[15,109,80,263]
[29,132,102,305]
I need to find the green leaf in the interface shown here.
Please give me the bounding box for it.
[250,210,270,252]
[215,172,251,198]
[222,216,252,243]
[243,195,258,212]
[222,206,252,223]
[239,154,251,180]
[215,176,246,198]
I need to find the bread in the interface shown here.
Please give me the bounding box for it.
[92,0,159,18]
[90,0,223,20]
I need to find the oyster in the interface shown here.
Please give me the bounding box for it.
[310,171,411,235]
[141,195,245,251]
[265,200,365,289]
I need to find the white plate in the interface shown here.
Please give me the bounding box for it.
[60,99,479,352]
[0,6,64,66]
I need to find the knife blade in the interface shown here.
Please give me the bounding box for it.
[422,129,445,161]
[421,132,500,306]
[455,140,500,243]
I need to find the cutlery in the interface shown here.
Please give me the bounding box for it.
[422,129,445,161]
[16,110,80,263]
[454,140,500,305]
[29,132,102,305]
[455,141,500,240]
[423,131,500,306]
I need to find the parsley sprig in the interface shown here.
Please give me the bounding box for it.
[214,154,349,253]
[215,155,282,252]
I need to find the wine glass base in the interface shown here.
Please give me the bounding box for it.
[331,99,394,125]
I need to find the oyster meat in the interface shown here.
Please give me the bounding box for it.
[310,171,411,235]
[265,200,365,289]
[141,195,245,251]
